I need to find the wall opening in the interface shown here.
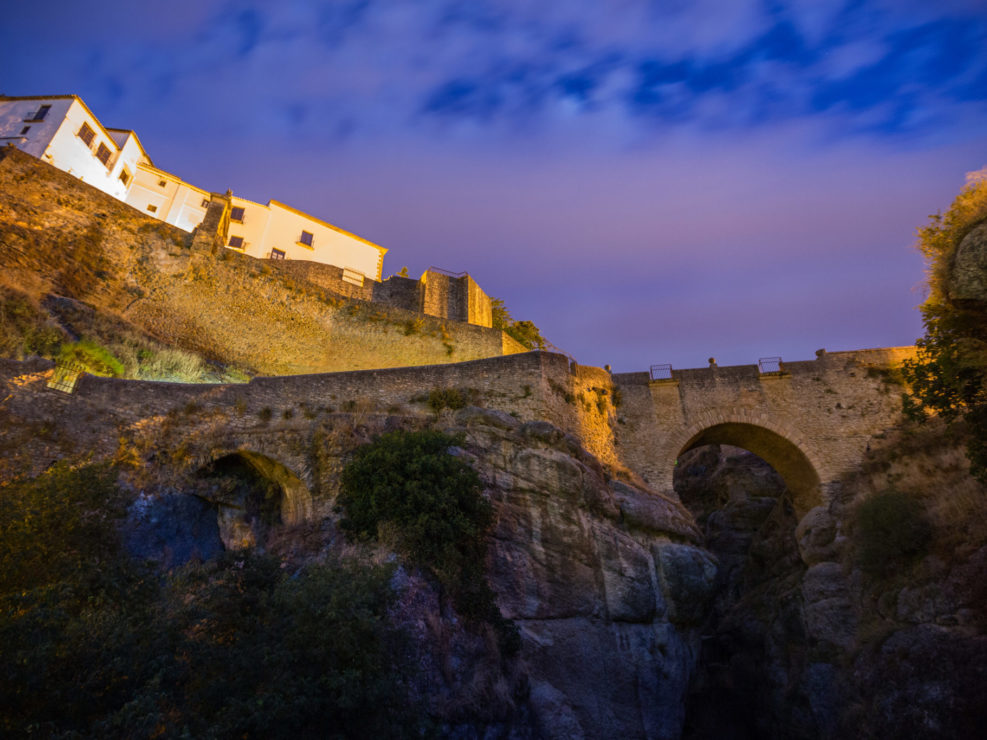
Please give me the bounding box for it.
[677,422,822,516]
[675,442,813,739]
[196,451,311,551]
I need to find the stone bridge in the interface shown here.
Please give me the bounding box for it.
[4,346,915,525]
[612,347,915,516]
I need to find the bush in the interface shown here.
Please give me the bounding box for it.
[337,430,516,650]
[855,490,932,574]
[58,338,125,377]
[338,430,489,574]
[427,387,468,412]
[0,464,420,737]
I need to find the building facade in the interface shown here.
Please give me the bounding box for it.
[0,94,386,281]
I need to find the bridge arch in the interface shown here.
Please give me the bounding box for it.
[667,415,825,516]
[196,449,314,549]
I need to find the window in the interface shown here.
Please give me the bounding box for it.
[20,126,30,135]
[95,143,112,166]
[201,198,210,208]
[158,179,167,188]
[299,230,314,247]
[26,104,51,122]
[270,248,286,260]
[119,169,131,186]
[78,122,95,146]
[228,236,244,248]
[147,204,158,213]
[230,206,245,223]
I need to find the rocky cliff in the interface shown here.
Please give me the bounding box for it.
[0,146,518,379]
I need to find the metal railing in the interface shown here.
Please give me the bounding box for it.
[758,356,783,374]
[426,266,469,278]
[47,361,86,394]
[650,363,673,381]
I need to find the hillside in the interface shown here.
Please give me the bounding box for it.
[0,146,521,381]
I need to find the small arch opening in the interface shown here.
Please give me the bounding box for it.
[678,422,821,517]
[195,451,311,551]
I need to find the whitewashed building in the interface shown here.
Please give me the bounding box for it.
[0,95,150,201]
[224,197,386,280]
[0,94,386,281]
[125,162,213,234]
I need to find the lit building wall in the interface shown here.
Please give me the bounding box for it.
[0,96,148,201]
[126,163,210,232]
[225,197,386,280]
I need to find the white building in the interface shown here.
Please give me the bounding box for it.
[0,94,386,281]
[0,95,150,201]
[224,197,385,280]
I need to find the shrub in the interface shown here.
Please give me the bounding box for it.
[337,430,516,650]
[855,490,932,574]
[58,339,124,377]
[426,387,468,412]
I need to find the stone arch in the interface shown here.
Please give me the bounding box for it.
[207,449,314,526]
[668,415,825,516]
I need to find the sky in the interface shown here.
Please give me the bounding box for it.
[2,1,986,372]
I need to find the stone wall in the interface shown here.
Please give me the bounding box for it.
[613,347,915,513]
[0,146,521,374]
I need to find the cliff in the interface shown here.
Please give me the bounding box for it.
[0,146,523,380]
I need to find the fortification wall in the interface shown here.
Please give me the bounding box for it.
[0,147,521,374]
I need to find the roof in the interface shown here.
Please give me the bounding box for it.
[105,127,153,165]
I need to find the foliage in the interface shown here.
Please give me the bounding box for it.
[854,490,932,574]
[57,338,125,377]
[338,430,490,578]
[337,430,518,651]
[491,296,547,350]
[0,464,420,738]
[0,285,65,359]
[902,169,987,483]
[427,387,469,412]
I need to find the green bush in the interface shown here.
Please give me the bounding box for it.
[337,430,517,650]
[0,464,420,738]
[427,387,468,412]
[58,338,125,377]
[855,490,932,574]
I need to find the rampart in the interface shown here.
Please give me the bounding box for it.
[264,262,495,328]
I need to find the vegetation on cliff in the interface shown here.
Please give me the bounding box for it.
[492,297,547,350]
[903,168,987,482]
[338,429,519,652]
[0,463,419,738]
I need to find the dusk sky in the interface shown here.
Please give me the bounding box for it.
[3,1,986,371]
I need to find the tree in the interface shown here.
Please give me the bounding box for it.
[902,169,987,482]
[490,297,547,350]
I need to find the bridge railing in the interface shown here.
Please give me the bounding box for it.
[758,356,784,374]
[650,363,673,381]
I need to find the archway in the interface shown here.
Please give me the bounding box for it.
[196,451,313,550]
[676,422,822,517]
[674,426,819,739]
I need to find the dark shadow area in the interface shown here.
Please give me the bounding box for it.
[196,453,285,551]
[680,422,822,516]
[677,444,814,740]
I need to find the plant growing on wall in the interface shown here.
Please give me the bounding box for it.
[337,430,519,652]
[491,297,547,350]
[902,168,987,482]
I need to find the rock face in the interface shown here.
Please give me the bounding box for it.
[449,408,709,740]
[675,443,987,740]
[949,220,987,305]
